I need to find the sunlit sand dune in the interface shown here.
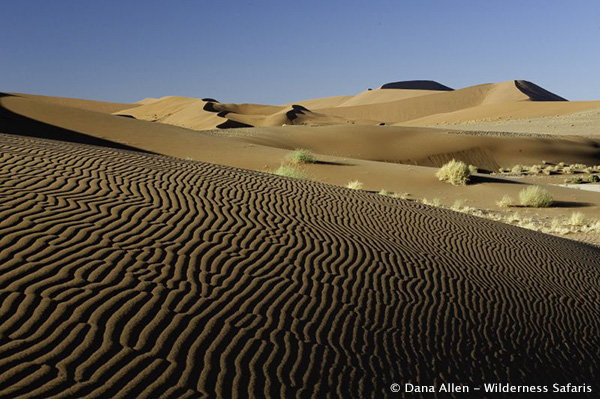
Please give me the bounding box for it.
[1,134,599,398]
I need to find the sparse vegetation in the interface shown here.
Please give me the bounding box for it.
[565,176,584,184]
[468,165,478,175]
[451,199,465,211]
[378,189,391,196]
[346,180,363,190]
[567,212,585,227]
[519,186,553,208]
[436,159,471,185]
[393,192,411,199]
[496,195,514,208]
[286,149,316,164]
[511,165,524,174]
[588,174,600,183]
[273,164,306,179]
[422,197,442,207]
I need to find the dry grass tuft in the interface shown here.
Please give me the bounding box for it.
[519,186,553,208]
[436,159,471,185]
[346,180,363,190]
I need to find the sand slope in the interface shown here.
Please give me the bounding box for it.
[117,98,367,130]
[112,80,600,132]
[314,81,571,124]
[0,133,599,398]
[8,93,138,114]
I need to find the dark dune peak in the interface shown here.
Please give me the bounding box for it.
[286,104,310,121]
[514,80,568,101]
[380,80,454,91]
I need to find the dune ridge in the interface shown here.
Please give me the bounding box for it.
[0,133,599,398]
[112,79,598,131]
[380,80,454,91]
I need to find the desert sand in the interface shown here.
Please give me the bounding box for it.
[1,79,600,398]
[1,133,599,398]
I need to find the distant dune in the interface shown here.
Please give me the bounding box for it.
[114,79,600,132]
[380,79,454,91]
[8,92,138,113]
[1,133,599,398]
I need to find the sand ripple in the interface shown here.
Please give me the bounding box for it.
[0,134,599,398]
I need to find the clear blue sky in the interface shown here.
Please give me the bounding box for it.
[2,0,599,103]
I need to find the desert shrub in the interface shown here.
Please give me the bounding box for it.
[451,199,465,211]
[496,195,514,208]
[567,212,586,226]
[394,192,411,199]
[436,159,471,185]
[519,186,553,208]
[468,165,478,174]
[543,166,554,175]
[565,176,584,184]
[346,180,363,190]
[588,174,600,183]
[529,165,541,174]
[274,165,306,179]
[286,149,316,164]
[511,165,524,174]
[572,163,587,170]
[563,166,574,174]
[378,189,391,196]
[422,197,441,207]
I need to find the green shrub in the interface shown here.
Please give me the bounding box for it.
[519,186,553,208]
[588,174,600,183]
[436,159,471,185]
[274,164,306,179]
[286,149,316,164]
[565,177,584,184]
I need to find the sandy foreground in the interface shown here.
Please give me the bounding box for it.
[1,80,600,397]
[0,133,599,398]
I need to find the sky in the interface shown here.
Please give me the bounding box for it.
[2,0,599,104]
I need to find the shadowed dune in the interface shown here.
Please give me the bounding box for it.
[380,80,454,91]
[514,80,567,101]
[0,94,148,152]
[0,133,599,398]
[8,93,138,113]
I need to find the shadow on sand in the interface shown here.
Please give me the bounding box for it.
[0,93,152,153]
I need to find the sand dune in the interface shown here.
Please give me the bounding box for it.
[314,80,571,124]
[111,80,600,133]
[379,80,454,91]
[8,92,138,114]
[118,97,369,129]
[431,107,600,137]
[207,124,600,171]
[3,93,600,218]
[0,133,599,398]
